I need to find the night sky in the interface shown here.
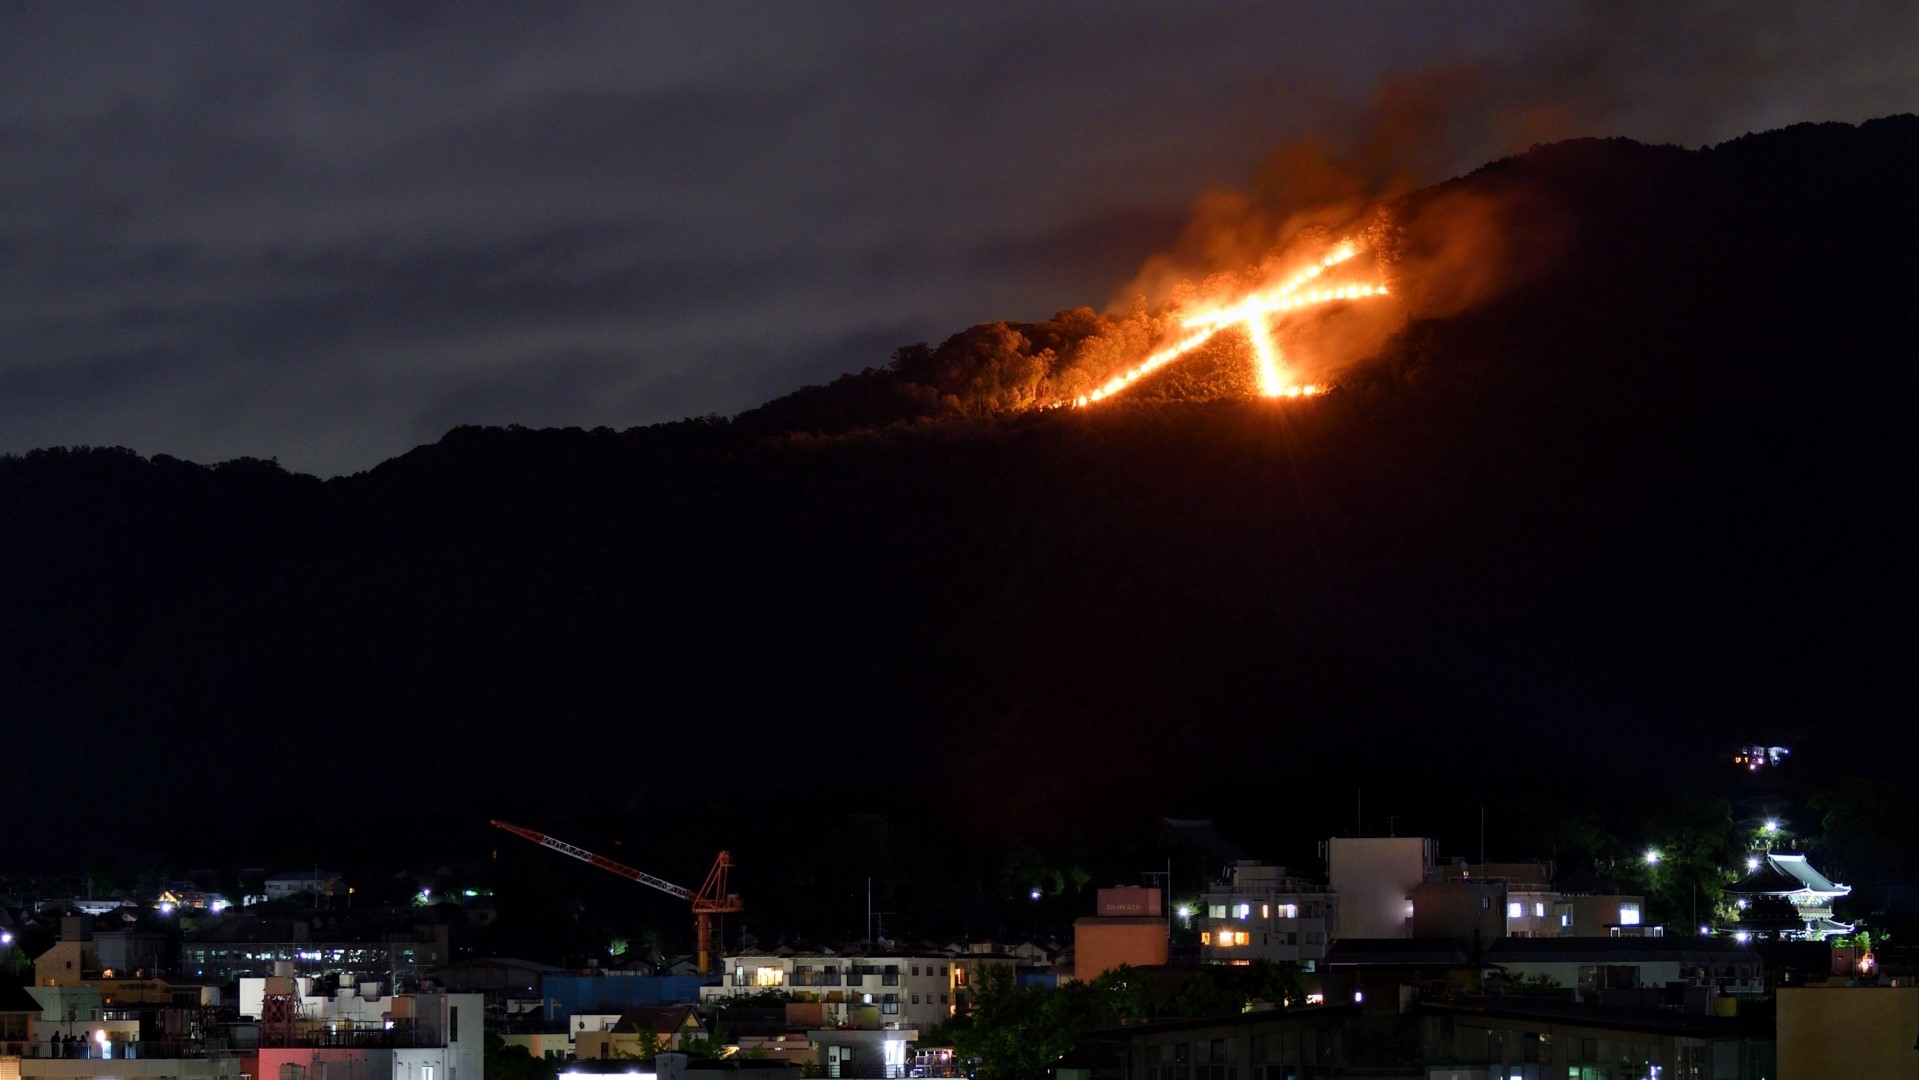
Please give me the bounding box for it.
[2,2,1913,476]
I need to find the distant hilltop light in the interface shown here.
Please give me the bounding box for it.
[1732,745,1790,771]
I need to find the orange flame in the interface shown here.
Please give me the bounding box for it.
[1076,239,1387,407]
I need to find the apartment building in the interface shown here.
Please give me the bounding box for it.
[701,952,957,1030]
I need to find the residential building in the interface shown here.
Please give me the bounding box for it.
[1325,837,1437,939]
[1431,860,1561,939]
[1777,985,1919,1079]
[1092,996,1773,1079]
[182,913,448,983]
[573,1005,708,1058]
[1074,888,1169,981]
[701,952,956,1030]
[255,989,482,1080]
[1552,893,1653,938]
[1194,863,1336,968]
[1487,936,1766,998]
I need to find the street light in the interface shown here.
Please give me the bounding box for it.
[1644,849,1661,865]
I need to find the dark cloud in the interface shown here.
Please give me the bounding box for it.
[0,0,1910,474]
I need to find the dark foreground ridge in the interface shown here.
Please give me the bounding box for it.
[4,117,1917,861]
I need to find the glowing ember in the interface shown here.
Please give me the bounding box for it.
[1074,239,1387,407]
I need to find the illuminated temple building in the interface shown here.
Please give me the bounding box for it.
[1726,853,1853,940]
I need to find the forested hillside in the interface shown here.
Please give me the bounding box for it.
[5,118,1917,897]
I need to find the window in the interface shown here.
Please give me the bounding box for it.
[1200,932,1212,945]
[911,994,919,1004]
[882,965,900,986]
[450,1006,458,1042]
[1507,902,1523,919]
[911,965,920,976]
[940,965,948,976]
[1534,902,1546,917]
[756,966,785,987]
[940,994,948,1005]
[1261,903,1269,919]
[422,1069,434,1080]
[1619,904,1641,926]
[1234,903,1251,920]
[1208,904,1227,919]
[1274,903,1297,919]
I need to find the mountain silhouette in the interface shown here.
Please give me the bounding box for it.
[4,117,1916,870]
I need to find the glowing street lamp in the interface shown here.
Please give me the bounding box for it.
[1644,849,1661,866]
[1762,820,1778,834]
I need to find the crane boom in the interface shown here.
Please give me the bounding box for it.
[490,818,742,975]
[491,818,692,899]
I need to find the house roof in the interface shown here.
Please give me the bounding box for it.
[1425,996,1771,1038]
[612,1005,701,1035]
[1323,938,1475,967]
[0,982,43,1013]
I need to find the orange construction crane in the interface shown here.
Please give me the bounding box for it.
[490,818,741,975]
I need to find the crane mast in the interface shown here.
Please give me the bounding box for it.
[490,818,741,975]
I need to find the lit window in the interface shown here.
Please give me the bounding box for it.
[1619,905,1641,926]
[1208,904,1227,919]
[1200,932,1212,946]
[1534,903,1546,918]
[1234,903,1251,920]
[1305,993,1325,1005]
[1261,904,1270,919]
[1507,902,1523,919]
[756,966,785,987]
[1275,903,1297,919]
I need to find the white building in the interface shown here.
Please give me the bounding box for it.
[1325,837,1437,939]
[1195,862,1337,967]
[702,952,956,1030]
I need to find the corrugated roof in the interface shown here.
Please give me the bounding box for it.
[1323,938,1474,967]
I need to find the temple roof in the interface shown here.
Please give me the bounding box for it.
[1726,853,1848,897]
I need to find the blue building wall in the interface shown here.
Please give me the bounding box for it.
[541,974,712,1017]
